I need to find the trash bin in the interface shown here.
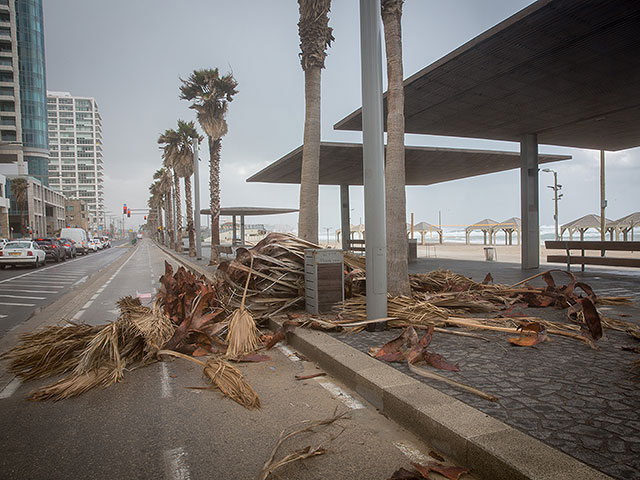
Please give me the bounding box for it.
[484,246,496,261]
[407,239,418,263]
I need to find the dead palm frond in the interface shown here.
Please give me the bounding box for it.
[226,253,260,357]
[158,350,260,410]
[4,296,175,401]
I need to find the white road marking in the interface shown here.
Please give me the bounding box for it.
[161,362,172,398]
[0,314,7,318]
[0,255,88,284]
[276,344,301,362]
[82,300,94,309]
[0,284,64,289]
[164,447,190,480]
[72,309,85,320]
[90,293,99,300]
[0,289,57,294]
[0,302,36,307]
[0,377,22,399]
[73,275,88,286]
[393,441,432,464]
[0,294,45,300]
[315,379,365,410]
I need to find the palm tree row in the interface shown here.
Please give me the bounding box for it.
[147,70,237,263]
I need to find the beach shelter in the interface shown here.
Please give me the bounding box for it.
[465,218,499,245]
[411,221,443,245]
[607,212,640,241]
[492,217,521,245]
[335,224,361,242]
[560,214,611,241]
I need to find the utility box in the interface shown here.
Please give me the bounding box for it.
[484,246,496,261]
[408,239,418,263]
[305,249,344,314]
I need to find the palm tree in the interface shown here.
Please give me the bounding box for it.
[159,127,183,253]
[9,177,29,237]
[382,0,410,295]
[153,168,173,248]
[179,69,238,265]
[149,181,164,244]
[296,0,334,244]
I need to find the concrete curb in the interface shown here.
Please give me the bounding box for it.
[267,318,612,480]
[160,246,612,480]
[154,242,217,283]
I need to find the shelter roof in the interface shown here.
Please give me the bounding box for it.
[334,0,640,151]
[413,221,442,232]
[561,214,611,230]
[495,217,521,229]
[199,207,298,216]
[466,219,500,232]
[246,142,570,186]
[608,212,640,228]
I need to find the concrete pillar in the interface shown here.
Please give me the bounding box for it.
[340,184,350,252]
[232,215,237,245]
[240,216,245,245]
[520,134,540,269]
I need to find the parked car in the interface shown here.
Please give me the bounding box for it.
[34,238,66,263]
[59,227,90,255]
[0,240,46,269]
[88,239,98,252]
[92,237,104,250]
[58,237,78,258]
[0,238,8,249]
[100,236,111,248]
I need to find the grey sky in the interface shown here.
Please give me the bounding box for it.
[43,0,639,234]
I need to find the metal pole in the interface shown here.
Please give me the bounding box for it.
[553,171,559,241]
[600,150,606,242]
[360,0,387,325]
[340,184,350,252]
[193,138,202,259]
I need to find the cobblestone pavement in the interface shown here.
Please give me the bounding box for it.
[165,244,640,478]
[333,258,640,480]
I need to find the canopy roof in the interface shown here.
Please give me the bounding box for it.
[466,218,500,233]
[247,142,569,186]
[495,217,521,230]
[608,212,640,228]
[200,207,298,216]
[335,0,640,151]
[561,214,610,231]
[413,221,442,233]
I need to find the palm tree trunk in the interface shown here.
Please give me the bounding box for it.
[174,171,182,252]
[184,176,196,257]
[164,195,173,248]
[298,66,321,244]
[157,205,164,244]
[166,188,175,249]
[208,136,221,264]
[383,0,410,296]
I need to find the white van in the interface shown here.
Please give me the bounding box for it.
[59,228,89,255]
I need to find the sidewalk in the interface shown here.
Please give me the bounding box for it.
[157,241,638,479]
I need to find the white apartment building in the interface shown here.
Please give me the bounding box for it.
[46,91,104,230]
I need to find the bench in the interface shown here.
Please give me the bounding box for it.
[545,240,640,271]
[348,239,366,253]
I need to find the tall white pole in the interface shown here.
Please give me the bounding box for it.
[360,0,387,325]
[193,138,202,259]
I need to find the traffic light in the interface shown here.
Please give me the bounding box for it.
[127,208,131,218]
[144,215,147,220]
[123,203,127,214]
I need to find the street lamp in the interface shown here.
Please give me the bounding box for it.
[542,168,563,240]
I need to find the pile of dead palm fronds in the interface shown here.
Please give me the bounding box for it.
[1,296,174,401]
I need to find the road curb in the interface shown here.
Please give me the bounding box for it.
[157,245,612,480]
[154,242,217,282]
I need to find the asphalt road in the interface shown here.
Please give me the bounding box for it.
[0,241,130,337]
[0,239,463,480]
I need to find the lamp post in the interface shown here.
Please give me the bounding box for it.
[542,168,562,240]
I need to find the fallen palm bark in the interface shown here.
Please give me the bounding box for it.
[257,409,349,480]
[4,297,175,401]
[159,349,260,410]
[408,363,498,403]
[226,253,260,357]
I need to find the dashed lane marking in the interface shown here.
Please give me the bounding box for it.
[161,362,172,398]
[0,289,58,294]
[393,441,432,464]
[0,294,45,300]
[164,447,190,480]
[0,302,36,307]
[0,377,22,399]
[72,276,88,286]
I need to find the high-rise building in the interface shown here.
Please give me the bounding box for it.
[0,0,49,183]
[0,0,64,237]
[46,91,104,230]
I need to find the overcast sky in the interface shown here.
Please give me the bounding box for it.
[43,0,639,234]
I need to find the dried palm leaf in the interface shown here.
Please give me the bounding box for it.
[226,253,260,357]
[158,350,260,409]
